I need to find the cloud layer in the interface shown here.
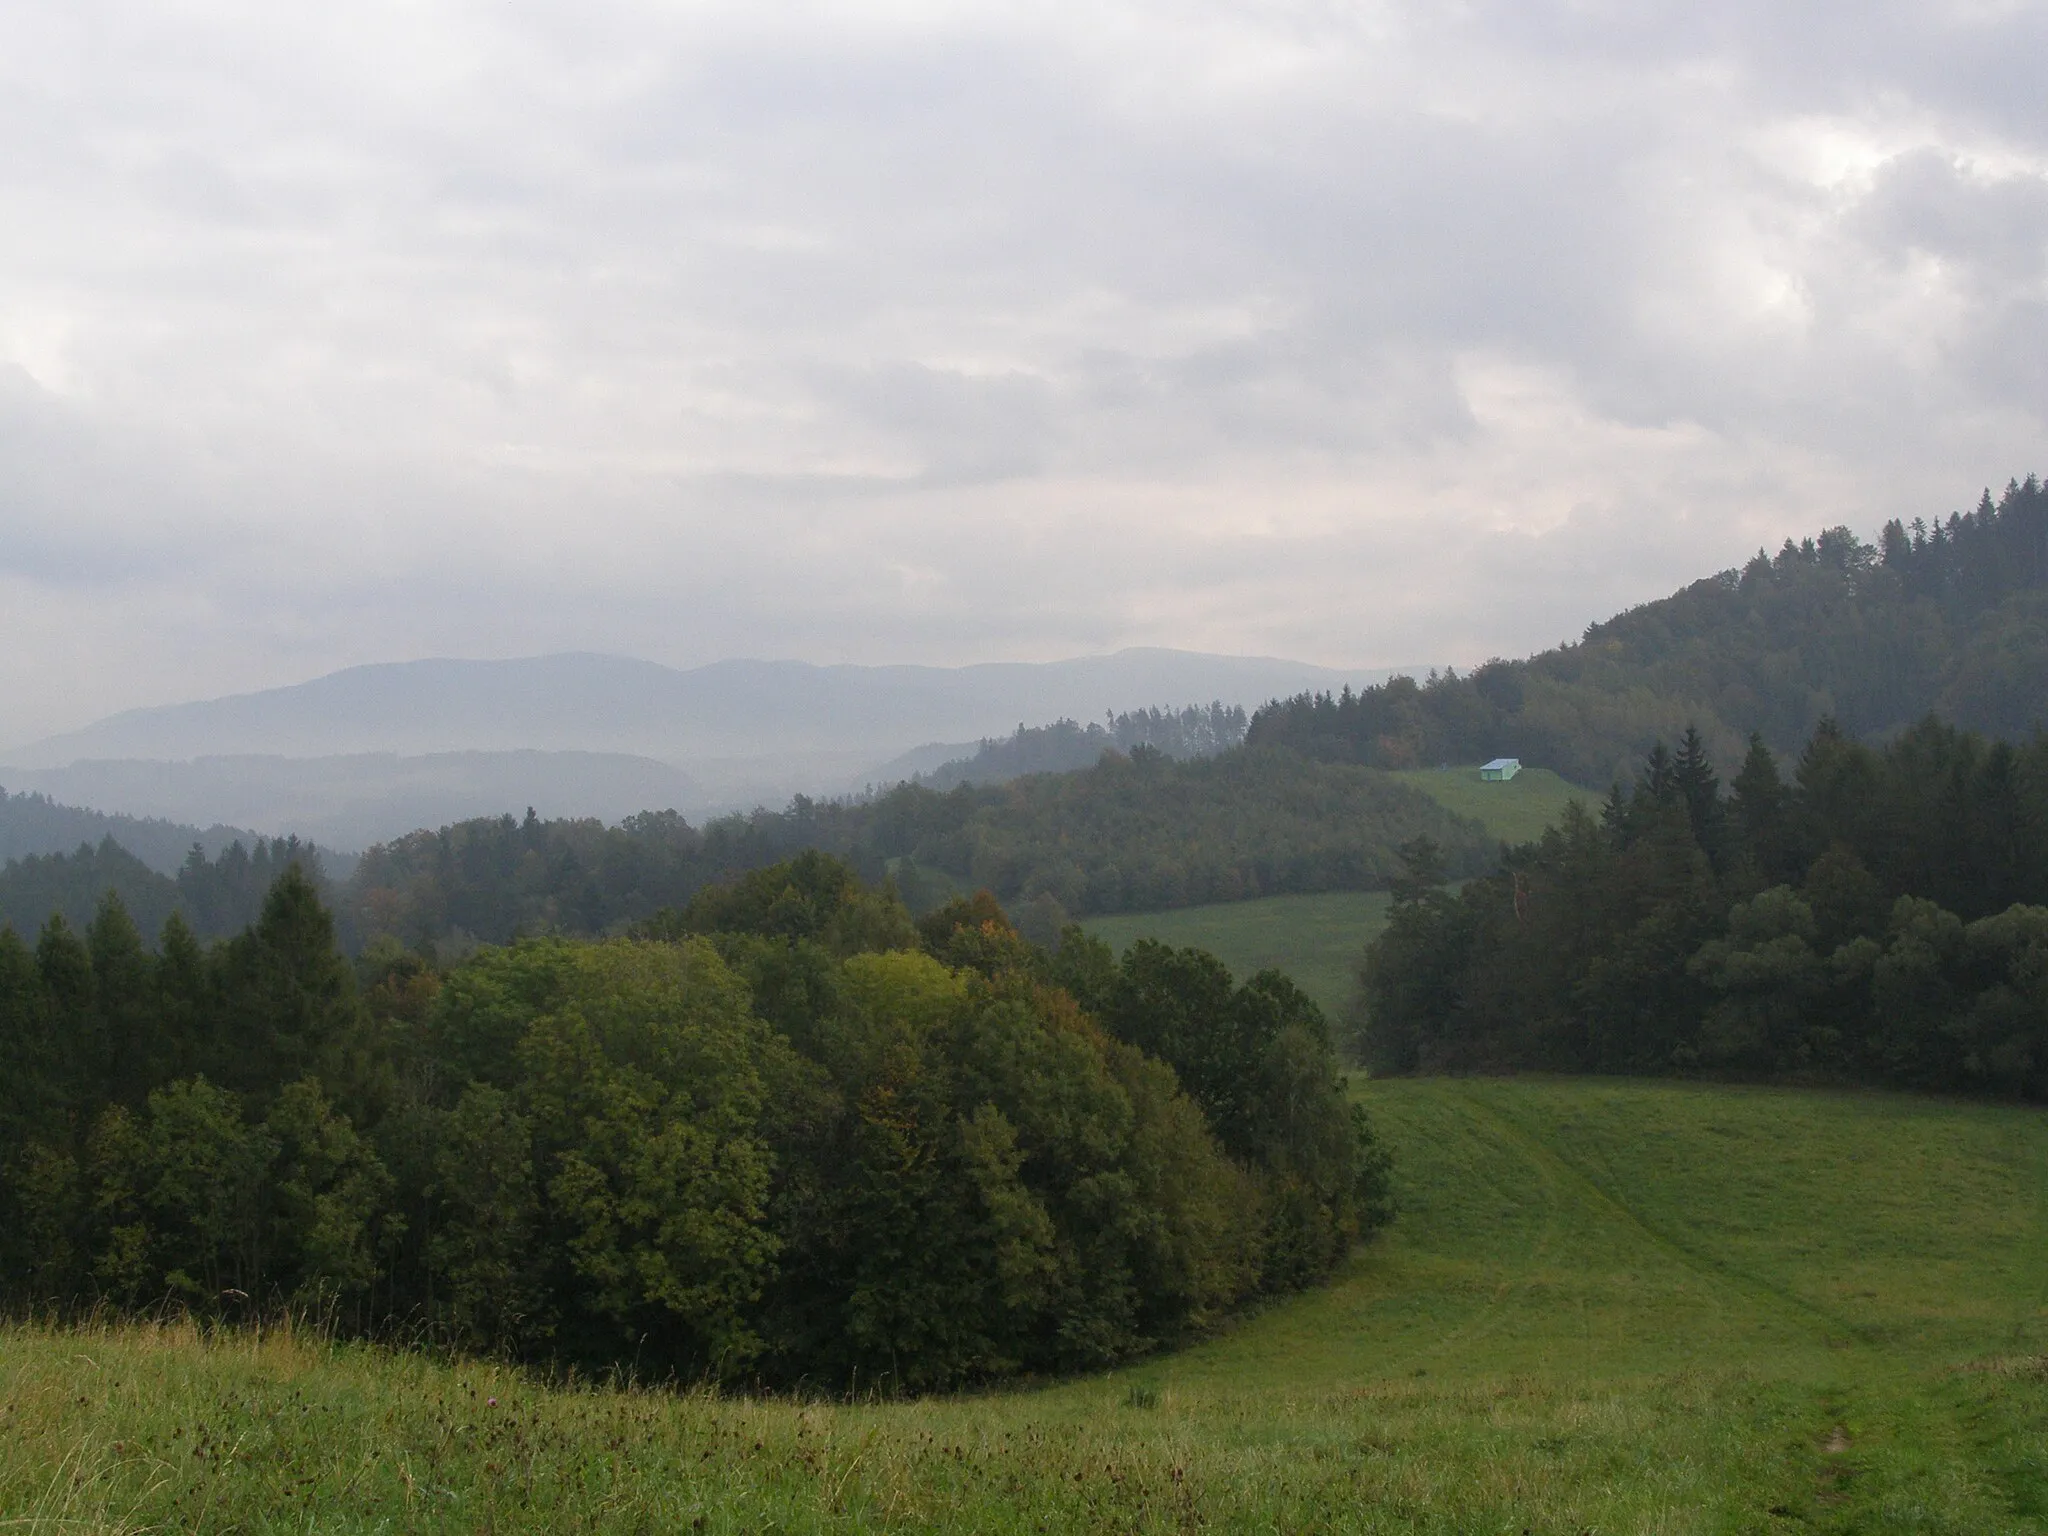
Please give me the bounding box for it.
[3,0,2044,741]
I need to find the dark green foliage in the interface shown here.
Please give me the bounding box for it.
[208,865,367,1111]
[1085,941,1391,1293]
[1252,476,2048,786]
[0,839,183,942]
[0,786,261,875]
[341,749,1493,954]
[0,852,1392,1391]
[640,847,920,958]
[1360,714,2048,1098]
[914,703,1249,790]
[176,836,334,939]
[0,834,337,952]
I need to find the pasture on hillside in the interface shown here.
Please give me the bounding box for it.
[1076,765,1590,1018]
[1387,764,1597,846]
[1080,889,1394,1018]
[7,1077,2047,1532]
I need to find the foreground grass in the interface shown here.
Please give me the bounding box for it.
[1387,765,1597,846]
[7,1077,2048,1532]
[1081,890,1393,1017]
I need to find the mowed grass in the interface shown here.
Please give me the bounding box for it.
[8,1077,2048,1533]
[1081,890,1393,1017]
[1388,764,1598,846]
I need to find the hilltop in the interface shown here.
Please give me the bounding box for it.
[1251,475,2048,786]
[0,784,259,875]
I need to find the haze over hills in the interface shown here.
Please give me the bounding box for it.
[0,787,264,877]
[0,649,1407,849]
[4,650,1405,770]
[0,752,703,855]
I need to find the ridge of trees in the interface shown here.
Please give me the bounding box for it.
[1358,715,2048,1097]
[912,703,1250,791]
[339,747,1495,954]
[1250,475,2048,786]
[0,854,1388,1388]
[0,835,340,945]
[0,786,266,876]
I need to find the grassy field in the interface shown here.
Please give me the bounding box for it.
[1389,764,1598,846]
[1075,767,1592,1017]
[1080,890,1393,1017]
[7,1076,2048,1532]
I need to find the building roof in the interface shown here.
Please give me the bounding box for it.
[1481,757,1520,771]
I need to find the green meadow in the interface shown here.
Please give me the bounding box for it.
[1081,890,1394,1017]
[1389,763,1598,846]
[1077,765,1591,1017]
[8,1075,2048,1533]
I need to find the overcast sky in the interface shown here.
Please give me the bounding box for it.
[2,0,2044,743]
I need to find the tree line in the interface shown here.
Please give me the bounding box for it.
[0,835,339,946]
[0,786,268,876]
[1,853,1388,1389]
[337,746,1495,954]
[913,703,1251,791]
[1359,716,2048,1098]
[1250,475,2048,787]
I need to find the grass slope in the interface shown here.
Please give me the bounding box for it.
[1080,890,1393,1018]
[1387,764,1597,846]
[1073,767,1590,1017]
[8,1078,2048,1532]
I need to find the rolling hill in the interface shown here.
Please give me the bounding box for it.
[11,1076,2045,1530]
[1250,474,2048,787]
[1081,890,1395,1018]
[0,785,258,875]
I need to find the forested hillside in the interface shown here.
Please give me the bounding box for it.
[340,747,1493,951]
[1253,475,2048,786]
[0,855,1386,1387]
[913,703,1248,790]
[0,836,341,943]
[0,787,259,874]
[1361,717,2048,1098]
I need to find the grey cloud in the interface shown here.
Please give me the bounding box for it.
[0,0,2044,743]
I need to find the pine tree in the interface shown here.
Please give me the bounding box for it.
[1672,726,1724,867]
[1729,733,1791,884]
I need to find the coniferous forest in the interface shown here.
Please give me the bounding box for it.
[1360,717,2048,1096]
[1251,476,2048,785]
[912,703,1250,790]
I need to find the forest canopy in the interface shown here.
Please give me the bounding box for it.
[333,746,1495,953]
[1251,476,2048,787]
[912,703,1250,791]
[0,855,1389,1389]
[1358,716,2048,1099]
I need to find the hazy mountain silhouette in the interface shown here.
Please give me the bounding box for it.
[0,752,703,853]
[5,650,1405,769]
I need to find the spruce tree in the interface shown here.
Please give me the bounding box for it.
[1672,726,1725,867]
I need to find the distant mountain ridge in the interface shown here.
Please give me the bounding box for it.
[0,752,703,853]
[4,650,1407,769]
